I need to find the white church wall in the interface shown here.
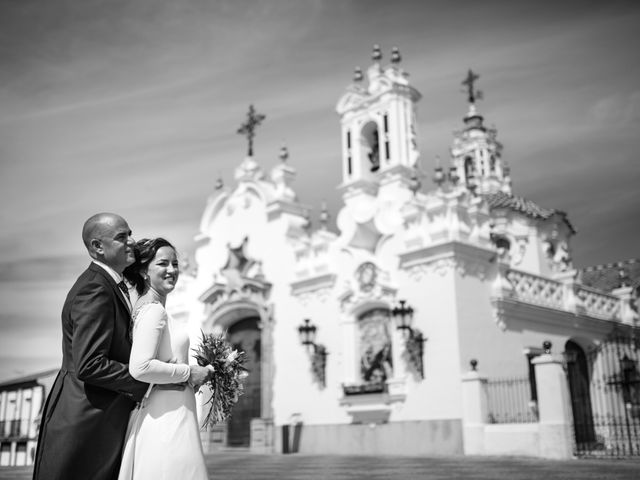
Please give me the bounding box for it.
[391,262,464,422]
[454,266,535,378]
[271,287,353,427]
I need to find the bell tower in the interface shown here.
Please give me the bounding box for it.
[336,45,422,198]
[450,69,511,195]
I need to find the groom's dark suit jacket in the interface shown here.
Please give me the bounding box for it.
[33,263,149,480]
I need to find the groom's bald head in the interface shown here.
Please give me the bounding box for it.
[82,213,125,249]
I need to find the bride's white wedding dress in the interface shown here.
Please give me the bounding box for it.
[118,302,208,480]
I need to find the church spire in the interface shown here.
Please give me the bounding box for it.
[236,105,266,157]
[461,69,483,105]
[449,69,511,195]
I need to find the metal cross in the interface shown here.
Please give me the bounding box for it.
[237,105,266,157]
[461,69,483,104]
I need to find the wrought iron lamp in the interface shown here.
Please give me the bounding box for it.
[297,319,327,388]
[391,300,426,378]
[620,354,638,405]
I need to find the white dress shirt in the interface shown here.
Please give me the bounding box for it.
[92,260,132,311]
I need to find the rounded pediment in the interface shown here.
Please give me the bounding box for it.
[336,88,368,115]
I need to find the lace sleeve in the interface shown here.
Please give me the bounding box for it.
[128,303,190,384]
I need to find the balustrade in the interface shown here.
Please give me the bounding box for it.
[499,269,624,322]
[575,285,621,320]
[506,270,564,308]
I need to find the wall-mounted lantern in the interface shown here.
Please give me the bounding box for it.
[391,300,426,378]
[298,319,327,388]
[619,354,639,405]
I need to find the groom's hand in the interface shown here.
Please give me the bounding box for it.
[188,365,211,389]
[156,383,187,391]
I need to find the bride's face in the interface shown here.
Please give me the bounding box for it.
[146,246,179,296]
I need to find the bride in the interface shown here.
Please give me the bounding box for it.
[118,237,212,480]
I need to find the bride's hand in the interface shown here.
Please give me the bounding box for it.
[188,365,211,389]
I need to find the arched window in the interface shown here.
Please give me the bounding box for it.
[464,156,474,180]
[361,121,380,173]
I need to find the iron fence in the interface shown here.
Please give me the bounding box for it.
[486,376,538,424]
[572,328,640,458]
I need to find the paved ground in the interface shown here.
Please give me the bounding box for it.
[2,452,640,479]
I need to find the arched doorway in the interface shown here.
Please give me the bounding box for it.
[226,317,261,447]
[565,340,596,446]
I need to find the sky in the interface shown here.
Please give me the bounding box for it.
[1,0,639,381]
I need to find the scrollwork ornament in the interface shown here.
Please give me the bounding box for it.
[455,258,488,280]
[492,303,507,331]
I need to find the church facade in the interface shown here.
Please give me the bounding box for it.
[169,46,639,458]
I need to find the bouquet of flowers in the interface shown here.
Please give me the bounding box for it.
[193,331,248,428]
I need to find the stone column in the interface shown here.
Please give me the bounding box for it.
[612,286,637,325]
[461,360,488,455]
[252,304,275,453]
[554,269,582,314]
[532,342,574,459]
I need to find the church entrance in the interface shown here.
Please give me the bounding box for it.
[565,340,596,448]
[226,317,261,447]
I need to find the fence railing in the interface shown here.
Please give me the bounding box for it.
[486,376,538,424]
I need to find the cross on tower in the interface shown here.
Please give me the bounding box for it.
[236,105,266,157]
[461,69,483,104]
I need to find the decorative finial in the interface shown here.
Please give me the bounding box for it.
[303,210,312,234]
[236,104,266,157]
[319,201,330,230]
[448,166,460,185]
[543,341,552,354]
[618,263,630,288]
[215,174,224,190]
[470,359,478,371]
[353,66,363,82]
[409,169,421,196]
[433,155,445,187]
[372,44,382,62]
[461,69,483,104]
[279,143,289,162]
[390,46,402,64]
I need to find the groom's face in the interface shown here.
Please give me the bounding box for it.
[97,218,136,274]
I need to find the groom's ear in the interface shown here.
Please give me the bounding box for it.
[90,238,103,254]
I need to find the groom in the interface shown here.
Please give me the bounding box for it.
[33,213,150,480]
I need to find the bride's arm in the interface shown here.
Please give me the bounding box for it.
[129,303,190,384]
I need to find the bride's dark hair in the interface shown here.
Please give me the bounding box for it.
[123,237,176,295]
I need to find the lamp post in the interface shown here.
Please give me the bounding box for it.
[298,318,317,351]
[297,319,327,388]
[391,300,414,333]
[391,300,426,378]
